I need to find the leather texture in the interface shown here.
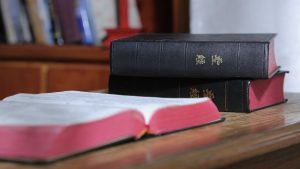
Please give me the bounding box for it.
[110,34,276,79]
[109,72,285,112]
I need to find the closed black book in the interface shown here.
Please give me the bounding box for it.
[111,33,279,79]
[109,71,287,112]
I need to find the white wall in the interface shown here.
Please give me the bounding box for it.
[190,0,300,92]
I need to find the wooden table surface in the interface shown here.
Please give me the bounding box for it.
[1,93,300,169]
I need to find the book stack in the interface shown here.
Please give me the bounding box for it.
[109,34,287,112]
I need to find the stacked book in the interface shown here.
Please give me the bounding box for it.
[109,34,287,112]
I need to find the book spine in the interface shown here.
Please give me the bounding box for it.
[18,0,32,43]
[0,0,18,44]
[22,0,35,43]
[9,0,24,43]
[75,0,96,45]
[111,41,269,78]
[0,2,7,43]
[52,0,81,44]
[109,75,250,112]
[180,79,250,112]
[37,0,54,45]
[85,0,99,44]
[48,0,64,45]
[26,0,46,44]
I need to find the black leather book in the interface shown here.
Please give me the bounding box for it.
[110,34,279,79]
[109,71,287,112]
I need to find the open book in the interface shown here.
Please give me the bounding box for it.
[0,91,222,162]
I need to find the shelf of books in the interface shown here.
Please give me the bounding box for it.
[0,0,143,46]
[0,0,181,46]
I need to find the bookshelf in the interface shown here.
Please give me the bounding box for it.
[0,0,189,99]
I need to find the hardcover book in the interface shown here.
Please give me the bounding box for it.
[0,0,32,44]
[48,0,64,45]
[76,0,98,45]
[52,0,81,44]
[0,4,6,43]
[109,71,287,112]
[0,91,221,162]
[18,0,32,43]
[110,33,279,79]
[26,0,53,44]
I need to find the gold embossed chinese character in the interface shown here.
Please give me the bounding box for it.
[211,55,223,66]
[196,55,206,65]
[189,88,200,98]
[203,89,215,99]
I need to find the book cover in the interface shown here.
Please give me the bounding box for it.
[110,33,279,79]
[0,91,221,162]
[109,71,287,112]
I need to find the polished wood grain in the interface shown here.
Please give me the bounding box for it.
[1,93,300,169]
[0,45,109,62]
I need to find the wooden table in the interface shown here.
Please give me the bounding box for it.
[1,93,300,169]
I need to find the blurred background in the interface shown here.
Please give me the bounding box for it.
[191,0,300,93]
[0,0,298,99]
[0,0,186,99]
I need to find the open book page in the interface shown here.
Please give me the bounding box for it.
[0,101,132,126]
[3,91,210,124]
